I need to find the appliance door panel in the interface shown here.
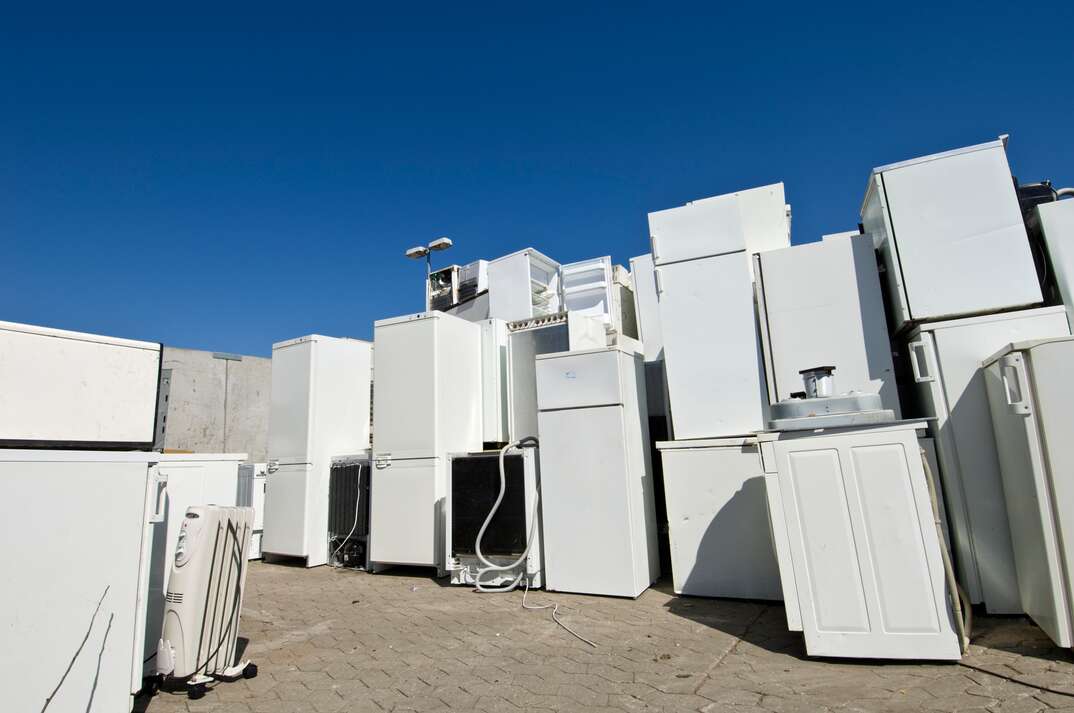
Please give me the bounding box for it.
[370,458,440,567]
[535,350,623,410]
[656,254,766,439]
[268,341,313,462]
[0,459,155,712]
[649,194,746,265]
[372,319,437,457]
[262,462,312,557]
[883,148,1041,320]
[538,406,640,597]
[661,446,781,599]
[985,354,1072,646]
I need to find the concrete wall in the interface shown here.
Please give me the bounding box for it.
[155,347,270,461]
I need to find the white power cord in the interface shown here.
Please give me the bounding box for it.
[522,578,597,648]
[330,463,362,566]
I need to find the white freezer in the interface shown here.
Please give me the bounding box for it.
[536,347,659,598]
[0,320,161,448]
[657,438,782,600]
[655,251,769,439]
[0,450,167,713]
[648,183,790,266]
[903,306,1070,612]
[759,423,961,660]
[984,337,1074,647]
[756,233,899,414]
[263,334,372,566]
[369,456,443,568]
[861,138,1041,330]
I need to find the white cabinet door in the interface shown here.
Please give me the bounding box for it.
[769,428,960,660]
[372,318,438,458]
[268,340,313,462]
[262,462,312,558]
[369,458,441,567]
[0,458,158,713]
[656,253,766,439]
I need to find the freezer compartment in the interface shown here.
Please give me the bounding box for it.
[369,457,443,568]
[535,348,626,410]
[0,320,162,448]
[261,462,313,558]
[659,441,782,599]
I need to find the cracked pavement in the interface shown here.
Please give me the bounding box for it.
[140,562,1074,712]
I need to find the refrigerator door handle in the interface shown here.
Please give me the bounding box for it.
[908,340,934,383]
[148,470,169,524]
[654,268,663,297]
[649,234,660,263]
[999,354,1032,416]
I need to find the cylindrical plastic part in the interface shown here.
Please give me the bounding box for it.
[800,366,836,398]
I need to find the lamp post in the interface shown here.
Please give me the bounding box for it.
[405,236,453,276]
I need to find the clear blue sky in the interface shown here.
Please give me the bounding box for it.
[4,4,1072,355]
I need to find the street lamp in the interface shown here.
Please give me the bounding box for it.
[405,237,453,275]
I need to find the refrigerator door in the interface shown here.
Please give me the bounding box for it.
[984,347,1072,646]
[373,316,438,457]
[262,462,313,558]
[538,405,642,597]
[0,454,161,713]
[872,142,1041,323]
[758,234,898,413]
[369,457,442,568]
[656,252,767,439]
[268,339,314,463]
[767,425,960,660]
[649,183,788,266]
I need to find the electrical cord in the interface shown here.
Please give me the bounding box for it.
[330,464,363,566]
[522,578,598,648]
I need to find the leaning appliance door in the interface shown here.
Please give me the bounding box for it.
[261,461,312,558]
[985,353,1073,646]
[0,454,158,713]
[656,253,766,439]
[369,457,440,567]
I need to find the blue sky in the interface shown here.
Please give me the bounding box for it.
[3,3,1072,355]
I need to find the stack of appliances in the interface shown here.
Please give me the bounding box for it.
[432,259,491,321]
[370,312,482,574]
[983,336,1074,648]
[446,446,543,588]
[262,334,373,567]
[238,462,268,559]
[863,137,1071,614]
[535,345,659,597]
[328,453,372,569]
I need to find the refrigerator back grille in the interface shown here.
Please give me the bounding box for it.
[451,453,527,557]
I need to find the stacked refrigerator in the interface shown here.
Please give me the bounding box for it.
[535,345,659,597]
[754,232,900,413]
[262,335,372,567]
[0,450,169,713]
[370,312,483,574]
[649,183,790,439]
[984,337,1074,647]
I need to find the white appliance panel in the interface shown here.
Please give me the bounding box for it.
[261,462,312,557]
[1037,199,1074,331]
[535,348,623,410]
[369,458,441,567]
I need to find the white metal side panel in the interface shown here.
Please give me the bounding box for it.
[882,146,1041,320]
[369,457,441,567]
[372,318,437,458]
[0,321,161,445]
[861,177,911,329]
[656,253,767,439]
[435,315,483,455]
[660,445,781,599]
[1038,200,1074,332]
[539,406,644,597]
[488,252,536,321]
[629,254,664,363]
[620,351,660,593]
[0,458,156,713]
[649,183,788,266]
[925,308,1069,613]
[984,350,1072,646]
[261,462,312,557]
[267,340,313,462]
[480,320,510,443]
[760,234,898,413]
[535,349,624,410]
[762,470,803,631]
[773,429,959,659]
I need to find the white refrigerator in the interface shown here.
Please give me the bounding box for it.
[984,337,1074,647]
[755,232,899,414]
[649,183,789,439]
[263,334,372,567]
[861,138,1042,330]
[0,450,168,713]
[535,346,659,597]
[370,312,483,573]
[903,306,1070,613]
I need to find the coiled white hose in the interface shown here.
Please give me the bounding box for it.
[474,438,540,592]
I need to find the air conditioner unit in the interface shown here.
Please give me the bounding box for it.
[328,453,371,569]
[156,505,257,699]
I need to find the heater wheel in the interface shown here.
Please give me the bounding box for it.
[188,682,207,700]
[243,663,258,679]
